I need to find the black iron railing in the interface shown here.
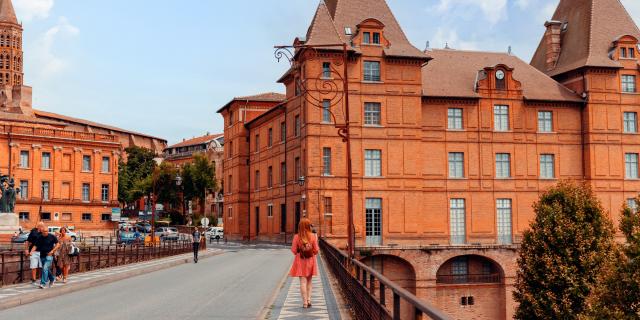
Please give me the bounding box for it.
[436,273,501,284]
[320,238,450,320]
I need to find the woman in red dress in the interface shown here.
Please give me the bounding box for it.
[289,218,319,308]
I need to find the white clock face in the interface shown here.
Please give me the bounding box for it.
[496,70,505,80]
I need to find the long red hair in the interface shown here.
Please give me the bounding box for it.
[297,218,312,244]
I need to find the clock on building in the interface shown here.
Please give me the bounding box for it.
[496,70,505,80]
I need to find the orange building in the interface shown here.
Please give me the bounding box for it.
[219,0,639,318]
[0,0,166,236]
[164,133,224,220]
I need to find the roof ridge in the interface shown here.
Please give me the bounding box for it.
[323,1,344,44]
[616,0,640,35]
[235,92,285,99]
[432,48,510,55]
[585,0,596,66]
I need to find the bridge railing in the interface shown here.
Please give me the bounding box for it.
[319,238,450,320]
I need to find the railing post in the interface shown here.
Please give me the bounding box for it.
[107,245,111,267]
[98,246,102,269]
[380,282,386,306]
[393,292,401,320]
[87,247,92,271]
[115,245,118,266]
[136,244,140,263]
[369,274,375,294]
[19,251,24,283]
[415,307,424,320]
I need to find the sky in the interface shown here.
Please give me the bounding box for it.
[13,0,640,145]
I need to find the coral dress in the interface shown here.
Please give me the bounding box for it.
[289,234,319,277]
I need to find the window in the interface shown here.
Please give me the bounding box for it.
[363,32,371,44]
[344,27,352,35]
[626,153,639,179]
[624,112,637,133]
[101,213,111,221]
[41,152,51,169]
[450,199,466,244]
[255,170,260,191]
[363,61,381,82]
[101,184,110,202]
[268,128,273,147]
[494,105,509,131]
[19,150,29,168]
[323,147,332,176]
[41,181,50,201]
[631,48,636,58]
[449,152,464,178]
[365,198,382,245]
[102,156,111,172]
[228,175,232,192]
[322,62,331,78]
[622,47,628,58]
[295,157,301,180]
[62,213,71,221]
[364,102,381,125]
[82,155,91,171]
[538,111,553,132]
[497,199,513,244]
[448,108,463,130]
[267,205,273,218]
[627,198,638,213]
[227,207,233,218]
[19,212,29,221]
[495,154,511,178]
[82,213,92,221]
[540,154,555,179]
[82,183,90,202]
[229,111,234,125]
[19,180,28,200]
[228,141,233,158]
[268,166,273,188]
[41,212,51,221]
[451,257,468,275]
[255,134,260,152]
[622,75,636,93]
[280,121,286,142]
[294,115,301,137]
[364,150,382,177]
[324,197,333,215]
[280,162,287,185]
[322,100,331,123]
[373,32,380,44]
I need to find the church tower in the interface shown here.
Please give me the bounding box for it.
[0,0,31,115]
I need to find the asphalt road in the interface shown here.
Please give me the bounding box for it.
[0,246,293,320]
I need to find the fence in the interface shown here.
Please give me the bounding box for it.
[320,238,450,320]
[0,240,204,288]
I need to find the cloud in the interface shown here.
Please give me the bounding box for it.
[433,0,508,25]
[431,27,480,50]
[621,0,640,25]
[30,16,79,79]
[13,0,54,22]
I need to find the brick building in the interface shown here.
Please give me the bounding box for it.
[219,0,640,318]
[164,133,224,222]
[0,0,166,236]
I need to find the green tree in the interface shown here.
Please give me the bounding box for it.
[181,153,217,216]
[514,181,615,320]
[588,200,640,319]
[118,146,156,207]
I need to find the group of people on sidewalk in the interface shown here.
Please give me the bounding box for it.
[25,222,75,289]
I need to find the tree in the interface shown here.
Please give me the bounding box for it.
[514,181,615,320]
[181,153,217,216]
[588,200,640,319]
[118,146,156,207]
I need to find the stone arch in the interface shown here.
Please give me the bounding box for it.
[361,254,417,319]
[436,254,504,284]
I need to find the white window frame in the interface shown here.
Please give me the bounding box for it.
[538,111,553,133]
[364,102,382,125]
[364,149,382,177]
[495,153,511,178]
[448,108,463,130]
[624,112,637,133]
[496,199,513,245]
[363,61,381,82]
[450,199,466,245]
[448,152,464,178]
[494,105,510,131]
[540,154,555,179]
[626,153,639,179]
[322,147,332,176]
[622,75,636,93]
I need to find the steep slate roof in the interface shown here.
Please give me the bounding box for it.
[531,0,640,77]
[167,133,223,149]
[216,92,286,113]
[0,0,18,25]
[305,0,428,59]
[423,49,583,102]
[33,109,167,142]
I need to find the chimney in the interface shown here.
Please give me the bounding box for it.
[544,20,563,71]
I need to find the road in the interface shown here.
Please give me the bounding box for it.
[0,245,293,320]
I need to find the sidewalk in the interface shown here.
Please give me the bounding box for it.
[267,253,343,320]
[0,248,222,311]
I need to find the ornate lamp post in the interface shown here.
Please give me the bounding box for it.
[274,43,355,259]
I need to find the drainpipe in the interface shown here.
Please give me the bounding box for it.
[581,70,588,180]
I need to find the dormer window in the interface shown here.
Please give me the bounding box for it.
[622,47,628,58]
[630,48,636,58]
[345,27,352,35]
[373,32,380,44]
[363,32,371,44]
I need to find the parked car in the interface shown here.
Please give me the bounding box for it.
[48,226,78,241]
[205,227,224,240]
[157,227,179,241]
[11,231,29,243]
[135,222,152,233]
[117,227,143,245]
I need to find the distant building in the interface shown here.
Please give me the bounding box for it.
[218,0,640,319]
[0,0,166,236]
[164,133,224,222]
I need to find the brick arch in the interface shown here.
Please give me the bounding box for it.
[429,250,514,279]
[360,254,417,319]
[437,254,505,278]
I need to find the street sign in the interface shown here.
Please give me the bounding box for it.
[201,217,210,227]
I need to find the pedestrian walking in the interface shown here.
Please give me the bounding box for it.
[289,218,319,309]
[25,222,44,286]
[192,227,202,263]
[30,225,60,289]
[56,227,73,283]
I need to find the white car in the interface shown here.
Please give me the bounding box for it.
[48,226,78,241]
[205,227,224,240]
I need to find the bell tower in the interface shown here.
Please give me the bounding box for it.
[0,0,31,115]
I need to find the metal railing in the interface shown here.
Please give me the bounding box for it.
[320,238,450,320]
[0,240,205,288]
[436,273,501,284]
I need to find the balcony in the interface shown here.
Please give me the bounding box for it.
[436,273,501,284]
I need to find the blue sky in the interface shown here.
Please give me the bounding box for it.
[14,0,640,145]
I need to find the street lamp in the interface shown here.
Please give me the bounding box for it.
[175,174,185,222]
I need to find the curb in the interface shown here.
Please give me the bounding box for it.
[0,250,223,311]
[259,260,292,319]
